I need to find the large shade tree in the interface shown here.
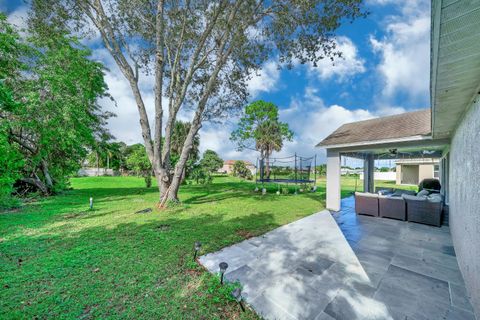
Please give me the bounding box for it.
[29,0,366,204]
[231,100,293,178]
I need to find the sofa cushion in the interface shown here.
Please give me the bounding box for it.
[427,193,443,203]
[402,194,427,201]
[417,189,430,197]
[376,188,394,195]
[379,195,404,201]
[393,189,416,197]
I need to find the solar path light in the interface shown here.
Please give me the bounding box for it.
[193,241,202,261]
[231,288,245,312]
[219,262,228,284]
[89,197,93,210]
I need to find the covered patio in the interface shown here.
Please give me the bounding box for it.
[199,197,474,319]
[318,109,450,213]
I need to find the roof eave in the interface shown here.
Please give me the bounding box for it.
[317,134,433,150]
[430,0,442,138]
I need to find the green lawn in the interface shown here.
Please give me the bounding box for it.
[0,175,415,319]
[0,176,326,319]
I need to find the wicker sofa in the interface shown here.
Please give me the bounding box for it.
[354,180,443,226]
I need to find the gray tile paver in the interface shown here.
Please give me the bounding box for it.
[199,196,476,320]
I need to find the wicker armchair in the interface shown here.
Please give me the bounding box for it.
[355,192,379,217]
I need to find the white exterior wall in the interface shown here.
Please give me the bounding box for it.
[449,97,480,317]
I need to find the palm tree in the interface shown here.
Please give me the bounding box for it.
[255,121,283,179]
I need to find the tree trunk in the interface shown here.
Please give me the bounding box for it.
[96,151,100,176]
[265,148,271,179]
[166,134,197,201]
[21,177,49,195]
[40,160,54,191]
[156,168,171,200]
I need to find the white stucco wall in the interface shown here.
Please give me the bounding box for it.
[449,96,480,317]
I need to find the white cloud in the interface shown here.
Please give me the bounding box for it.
[369,0,430,103]
[7,5,28,30]
[247,61,280,98]
[278,87,374,161]
[307,36,366,82]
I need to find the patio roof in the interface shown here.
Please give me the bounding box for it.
[317,109,432,149]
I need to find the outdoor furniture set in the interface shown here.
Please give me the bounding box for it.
[354,179,444,227]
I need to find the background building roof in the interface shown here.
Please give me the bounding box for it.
[224,160,254,166]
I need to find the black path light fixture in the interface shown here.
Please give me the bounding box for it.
[193,241,202,261]
[219,262,228,284]
[231,287,245,312]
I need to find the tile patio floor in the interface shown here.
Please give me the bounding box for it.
[199,196,476,320]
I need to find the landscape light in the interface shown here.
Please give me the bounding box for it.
[219,262,228,284]
[89,197,93,210]
[193,241,202,261]
[231,288,245,312]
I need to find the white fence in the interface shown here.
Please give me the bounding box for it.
[77,167,117,177]
[359,172,396,181]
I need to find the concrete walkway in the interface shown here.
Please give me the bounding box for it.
[199,197,476,320]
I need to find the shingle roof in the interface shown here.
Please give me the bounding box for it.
[317,109,431,147]
[224,160,254,166]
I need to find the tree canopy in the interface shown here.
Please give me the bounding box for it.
[0,14,111,204]
[29,0,367,204]
[199,150,223,173]
[126,145,153,187]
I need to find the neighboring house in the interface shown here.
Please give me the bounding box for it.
[219,160,256,175]
[395,158,439,185]
[317,2,480,316]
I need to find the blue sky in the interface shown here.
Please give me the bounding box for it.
[3,0,431,165]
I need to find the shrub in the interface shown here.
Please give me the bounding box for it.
[232,161,252,179]
[189,166,213,185]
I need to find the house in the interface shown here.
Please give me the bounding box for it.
[317,1,480,317]
[395,158,439,185]
[219,160,256,175]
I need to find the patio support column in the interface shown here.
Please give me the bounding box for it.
[363,154,374,193]
[326,149,341,211]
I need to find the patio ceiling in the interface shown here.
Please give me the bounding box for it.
[431,0,480,139]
